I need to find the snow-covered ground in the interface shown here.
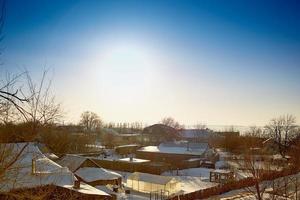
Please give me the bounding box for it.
[175,176,218,194]
[111,168,218,196]
[96,186,150,200]
[206,171,300,200]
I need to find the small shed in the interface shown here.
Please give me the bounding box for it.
[209,169,234,184]
[126,172,179,195]
[75,167,122,187]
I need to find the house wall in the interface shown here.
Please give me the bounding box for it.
[91,158,169,174]
[136,151,202,169]
[88,178,121,187]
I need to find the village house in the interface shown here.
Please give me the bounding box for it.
[75,167,122,187]
[136,141,211,168]
[57,154,122,187]
[179,128,215,142]
[0,143,111,199]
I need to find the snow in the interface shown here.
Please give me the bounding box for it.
[211,169,232,174]
[215,160,227,169]
[96,186,150,200]
[138,142,208,156]
[44,152,59,160]
[175,176,218,194]
[118,157,150,163]
[207,170,300,200]
[162,167,213,180]
[64,182,110,196]
[127,172,176,185]
[75,167,122,182]
[0,143,110,197]
[116,144,140,148]
[57,154,87,172]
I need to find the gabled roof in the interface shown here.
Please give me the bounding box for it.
[57,154,88,172]
[75,167,122,182]
[127,172,176,185]
[0,143,110,197]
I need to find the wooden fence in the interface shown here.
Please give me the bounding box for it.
[168,168,300,200]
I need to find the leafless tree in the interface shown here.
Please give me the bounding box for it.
[246,126,263,138]
[79,111,102,132]
[194,122,207,130]
[160,116,184,129]
[265,115,297,158]
[234,151,269,200]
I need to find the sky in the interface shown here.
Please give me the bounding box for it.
[1,0,300,126]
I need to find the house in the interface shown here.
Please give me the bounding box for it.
[57,154,99,172]
[0,143,111,199]
[126,172,180,195]
[115,144,140,155]
[179,128,214,142]
[75,167,122,187]
[58,154,123,187]
[136,141,210,168]
[142,124,180,143]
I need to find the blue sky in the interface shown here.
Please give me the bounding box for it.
[2,0,300,126]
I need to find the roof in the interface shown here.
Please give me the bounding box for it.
[0,143,110,197]
[211,169,233,174]
[138,141,209,156]
[127,172,176,185]
[75,167,122,182]
[179,129,212,138]
[44,152,59,160]
[115,144,140,149]
[57,154,88,172]
[118,157,150,163]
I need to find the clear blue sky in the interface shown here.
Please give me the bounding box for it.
[2,0,300,126]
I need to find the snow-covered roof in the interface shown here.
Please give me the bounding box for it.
[64,182,110,196]
[127,172,177,185]
[211,169,233,174]
[57,154,87,172]
[0,143,110,197]
[44,152,59,160]
[138,142,209,156]
[179,129,211,138]
[118,157,150,163]
[75,167,122,182]
[115,144,140,148]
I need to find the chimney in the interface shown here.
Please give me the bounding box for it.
[32,159,36,175]
[73,180,80,189]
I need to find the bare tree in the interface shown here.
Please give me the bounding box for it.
[234,151,269,200]
[246,126,263,138]
[79,111,102,132]
[160,117,184,129]
[265,115,297,158]
[194,122,207,130]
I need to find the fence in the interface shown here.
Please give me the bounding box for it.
[168,168,300,200]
